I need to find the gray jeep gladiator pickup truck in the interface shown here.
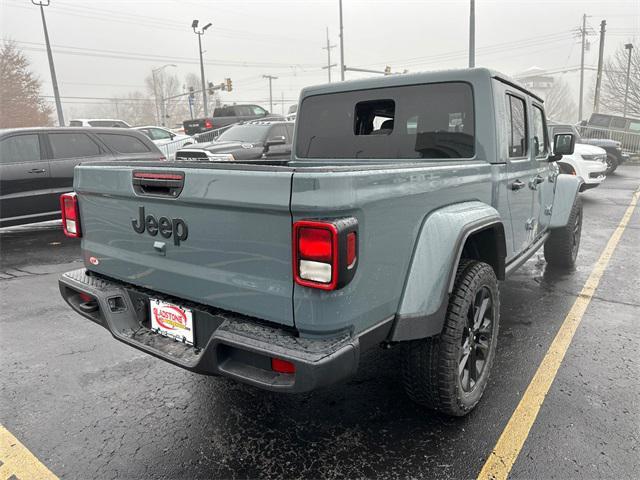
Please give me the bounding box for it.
[59,68,581,416]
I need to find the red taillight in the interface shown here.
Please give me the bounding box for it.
[60,192,81,238]
[79,292,93,303]
[293,221,338,290]
[271,357,296,374]
[298,227,333,262]
[347,232,357,269]
[293,218,358,290]
[204,119,213,129]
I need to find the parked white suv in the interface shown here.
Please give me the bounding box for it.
[550,126,607,192]
[69,118,131,128]
[134,126,194,160]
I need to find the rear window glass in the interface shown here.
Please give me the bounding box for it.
[97,134,150,153]
[89,120,127,127]
[589,114,612,128]
[0,134,41,163]
[295,82,474,159]
[49,133,101,158]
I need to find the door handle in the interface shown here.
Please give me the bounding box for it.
[511,179,526,191]
[27,168,46,174]
[529,174,545,190]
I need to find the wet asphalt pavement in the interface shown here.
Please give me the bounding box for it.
[1,167,638,480]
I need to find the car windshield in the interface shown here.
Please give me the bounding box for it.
[216,124,270,143]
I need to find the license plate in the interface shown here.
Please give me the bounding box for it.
[150,299,194,345]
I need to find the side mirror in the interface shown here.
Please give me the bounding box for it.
[265,136,286,147]
[170,133,176,140]
[550,133,575,161]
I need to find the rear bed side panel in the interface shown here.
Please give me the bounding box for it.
[291,162,493,337]
[74,164,295,325]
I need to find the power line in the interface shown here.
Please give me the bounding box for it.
[13,40,322,69]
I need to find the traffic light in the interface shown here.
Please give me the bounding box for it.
[225,78,233,92]
[188,86,195,99]
[208,82,215,95]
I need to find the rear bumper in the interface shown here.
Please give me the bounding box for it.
[59,268,391,393]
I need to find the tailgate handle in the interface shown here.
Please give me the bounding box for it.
[132,171,184,198]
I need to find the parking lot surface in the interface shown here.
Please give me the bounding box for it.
[1,167,638,480]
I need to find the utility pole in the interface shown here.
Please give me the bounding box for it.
[623,43,634,118]
[578,13,588,122]
[32,0,64,126]
[322,27,337,82]
[593,20,606,113]
[468,0,475,68]
[263,75,278,112]
[192,20,212,117]
[339,0,345,81]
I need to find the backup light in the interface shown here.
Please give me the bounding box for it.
[60,192,81,238]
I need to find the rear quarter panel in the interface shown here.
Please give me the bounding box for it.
[291,162,495,336]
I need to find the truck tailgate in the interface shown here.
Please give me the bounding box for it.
[74,163,294,326]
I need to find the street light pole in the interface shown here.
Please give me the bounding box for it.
[192,20,212,118]
[32,0,64,126]
[263,75,278,112]
[623,43,634,119]
[339,0,345,81]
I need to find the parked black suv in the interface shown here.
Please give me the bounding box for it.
[182,104,283,135]
[0,127,164,227]
[175,121,294,161]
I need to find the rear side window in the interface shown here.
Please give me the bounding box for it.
[611,117,627,129]
[285,123,294,140]
[531,105,548,158]
[97,134,150,154]
[507,95,527,158]
[0,134,41,163]
[69,120,83,127]
[49,133,101,159]
[296,82,475,159]
[268,125,288,142]
[628,121,640,132]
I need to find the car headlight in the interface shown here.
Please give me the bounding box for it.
[206,153,235,162]
[581,154,605,161]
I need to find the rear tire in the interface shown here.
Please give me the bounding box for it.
[544,196,583,268]
[402,260,500,416]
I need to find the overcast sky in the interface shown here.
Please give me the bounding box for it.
[1,0,638,119]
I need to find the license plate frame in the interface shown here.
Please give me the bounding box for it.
[149,299,194,345]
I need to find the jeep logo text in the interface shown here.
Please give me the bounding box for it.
[132,206,188,246]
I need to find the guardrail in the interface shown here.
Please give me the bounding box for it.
[157,124,235,159]
[578,125,640,156]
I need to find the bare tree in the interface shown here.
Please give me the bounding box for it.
[0,41,53,127]
[600,42,640,118]
[545,78,578,123]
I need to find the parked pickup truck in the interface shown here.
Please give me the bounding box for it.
[59,68,581,416]
[182,104,282,136]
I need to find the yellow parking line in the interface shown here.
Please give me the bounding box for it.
[0,424,58,480]
[478,188,640,480]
